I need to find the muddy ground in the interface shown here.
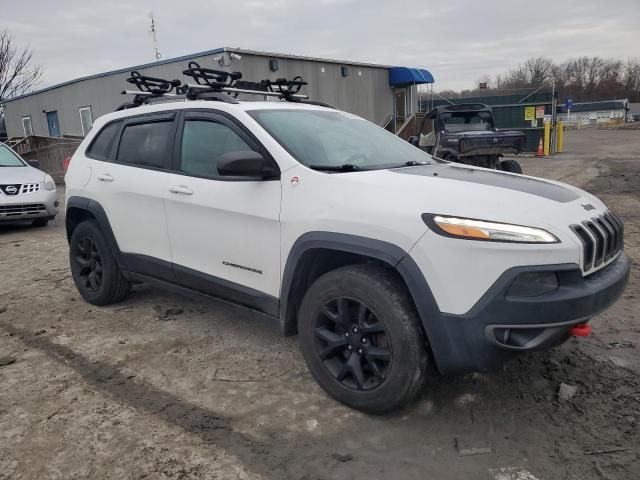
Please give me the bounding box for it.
[1,128,638,480]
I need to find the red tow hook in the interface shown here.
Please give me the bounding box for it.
[570,323,592,337]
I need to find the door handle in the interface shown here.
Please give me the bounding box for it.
[169,185,193,195]
[97,173,114,182]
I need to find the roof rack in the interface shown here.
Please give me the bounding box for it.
[126,70,182,94]
[118,61,329,110]
[263,76,307,101]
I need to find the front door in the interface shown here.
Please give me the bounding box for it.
[46,111,60,137]
[163,111,281,313]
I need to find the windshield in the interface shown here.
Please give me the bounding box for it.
[441,111,493,132]
[249,109,440,170]
[0,145,26,167]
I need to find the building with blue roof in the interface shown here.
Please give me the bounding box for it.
[2,47,434,139]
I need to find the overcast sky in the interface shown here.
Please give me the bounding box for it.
[2,0,639,92]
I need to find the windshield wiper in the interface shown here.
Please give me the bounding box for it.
[404,160,428,166]
[387,160,431,169]
[308,164,361,172]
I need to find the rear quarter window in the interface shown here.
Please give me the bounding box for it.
[86,121,122,161]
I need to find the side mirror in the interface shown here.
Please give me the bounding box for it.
[217,151,277,178]
[408,136,419,147]
[27,159,40,169]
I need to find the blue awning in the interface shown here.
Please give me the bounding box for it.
[388,67,434,86]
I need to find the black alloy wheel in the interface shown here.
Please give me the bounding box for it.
[298,264,429,413]
[74,236,103,293]
[69,220,131,305]
[315,297,392,391]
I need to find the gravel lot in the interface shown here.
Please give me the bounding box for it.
[1,128,638,480]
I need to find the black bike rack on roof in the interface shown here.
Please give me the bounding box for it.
[117,61,335,111]
[263,76,308,101]
[182,61,242,89]
[126,70,182,94]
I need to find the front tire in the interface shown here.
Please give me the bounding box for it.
[298,264,428,414]
[69,220,131,306]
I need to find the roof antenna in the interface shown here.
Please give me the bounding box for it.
[148,11,162,61]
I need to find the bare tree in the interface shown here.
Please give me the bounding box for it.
[623,60,640,101]
[435,89,461,99]
[495,57,555,89]
[0,30,43,104]
[443,56,640,103]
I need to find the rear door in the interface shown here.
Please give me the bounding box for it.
[162,110,281,313]
[85,112,177,280]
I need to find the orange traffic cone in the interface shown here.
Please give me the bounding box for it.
[536,137,544,157]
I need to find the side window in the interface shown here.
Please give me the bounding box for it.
[117,121,172,168]
[86,121,121,160]
[180,120,254,178]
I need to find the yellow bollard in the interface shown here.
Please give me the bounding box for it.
[556,121,564,153]
[543,121,551,156]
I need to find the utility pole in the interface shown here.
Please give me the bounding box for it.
[148,11,162,61]
[550,78,556,154]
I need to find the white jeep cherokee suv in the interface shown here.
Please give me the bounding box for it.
[65,98,630,413]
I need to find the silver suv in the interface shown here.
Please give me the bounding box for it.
[0,144,58,227]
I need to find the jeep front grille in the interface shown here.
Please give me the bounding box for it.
[0,203,47,217]
[570,211,624,273]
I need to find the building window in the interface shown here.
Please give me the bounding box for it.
[79,106,93,136]
[21,116,33,137]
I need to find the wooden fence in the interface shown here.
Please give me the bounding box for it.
[5,136,82,183]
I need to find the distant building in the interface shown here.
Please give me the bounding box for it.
[1,47,434,139]
[559,99,628,126]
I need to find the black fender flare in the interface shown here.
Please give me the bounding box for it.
[66,196,175,282]
[280,232,458,373]
[66,196,122,259]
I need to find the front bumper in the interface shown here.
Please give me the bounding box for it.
[0,188,58,223]
[434,252,630,374]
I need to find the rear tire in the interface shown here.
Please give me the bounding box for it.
[298,264,428,414]
[500,159,523,174]
[69,220,131,306]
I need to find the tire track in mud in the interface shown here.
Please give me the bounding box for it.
[0,321,294,480]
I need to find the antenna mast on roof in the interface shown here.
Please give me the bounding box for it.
[148,11,161,61]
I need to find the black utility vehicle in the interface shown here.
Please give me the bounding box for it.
[410,104,525,173]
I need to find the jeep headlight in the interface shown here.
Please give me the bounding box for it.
[423,214,558,243]
[43,174,56,191]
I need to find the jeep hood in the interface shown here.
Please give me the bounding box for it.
[332,163,606,234]
[397,164,579,203]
